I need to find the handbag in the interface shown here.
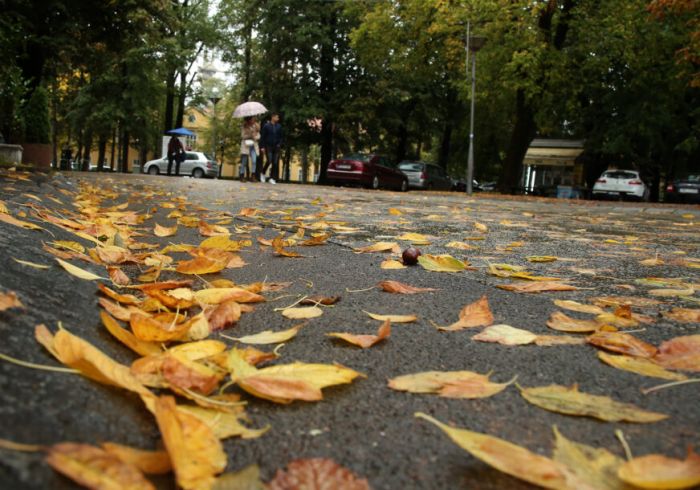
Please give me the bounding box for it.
[244,139,255,147]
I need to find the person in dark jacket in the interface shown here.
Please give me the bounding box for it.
[166,136,185,176]
[260,113,283,183]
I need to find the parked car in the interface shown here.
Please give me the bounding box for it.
[450,178,482,192]
[397,161,452,190]
[143,152,218,178]
[326,153,408,191]
[592,170,649,201]
[665,174,700,203]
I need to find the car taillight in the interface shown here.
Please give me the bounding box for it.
[666,184,675,192]
[628,180,642,185]
[596,178,606,183]
[420,172,427,179]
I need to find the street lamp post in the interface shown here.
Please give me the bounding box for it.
[465,26,485,196]
[209,88,221,162]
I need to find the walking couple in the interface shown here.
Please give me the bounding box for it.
[239,113,283,183]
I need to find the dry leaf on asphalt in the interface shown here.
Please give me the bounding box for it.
[281,306,323,319]
[380,259,406,269]
[327,319,391,348]
[154,396,226,490]
[0,212,43,230]
[0,291,23,311]
[592,296,662,308]
[353,241,400,254]
[587,331,658,358]
[228,324,303,345]
[176,256,227,275]
[101,442,172,475]
[364,311,417,323]
[194,287,264,304]
[437,295,494,331]
[107,266,130,286]
[396,232,431,245]
[498,281,578,293]
[213,465,265,490]
[268,458,370,490]
[527,256,558,263]
[130,313,193,342]
[154,223,178,237]
[46,442,155,490]
[98,283,140,305]
[299,295,340,306]
[654,334,700,371]
[206,300,242,331]
[663,308,700,323]
[416,413,569,489]
[597,352,688,381]
[55,257,104,280]
[12,258,50,269]
[648,288,695,298]
[553,299,605,315]
[472,324,538,345]
[518,384,668,423]
[417,254,468,272]
[378,280,437,294]
[617,449,700,489]
[546,311,600,333]
[389,370,514,399]
[101,311,161,356]
[534,335,587,346]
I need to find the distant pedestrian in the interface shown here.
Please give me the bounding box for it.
[166,136,185,176]
[260,112,283,184]
[239,116,260,181]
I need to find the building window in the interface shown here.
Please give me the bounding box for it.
[188,114,196,123]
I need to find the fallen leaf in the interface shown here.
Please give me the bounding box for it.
[154,223,178,237]
[130,313,192,342]
[498,282,578,293]
[101,442,172,475]
[598,352,687,381]
[101,311,161,357]
[534,335,587,346]
[388,207,403,216]
[364,311,417,323]
[595,312,639,329]
[299,295,341,306]
[472,324,537,345]
[176,256,227,275]
[46,443,155,490]
[12,258,50,269]
[154,396,226,490]
[194,287,264,305]
[268,458,369,490]
[417,254,468,272]
[107,266,130,286]
[353,241,400,254]
[213,465,265,490]
[378,280,437,294]
[0,212,43,230]
[553,299,605,315]
[474,222,488,233]
[437,295,494,331]
[199,220,229,237]
[415,412,569,489]
[162,354,222,395]
[389,371,514,399]
[649,288,695,297]
[654,334,700,371]
[272,235,303,257]
[640,257,665,266]
[587,331,658,358]
[55,257,104,281]
[519,384,667,423]
[327,319,391,348]
[617,449,700,490]
[380,259,406,269]
[0,291,23,311]
[228,324,303,345]
[527,256,558,263]
[396,232,431,245]
[546,311,600,333]
[445,241,476,250]
[592,296,662,308]
[206,300,242,331]
[663,308,700,323]
[178,404,270,440]
[98,283,140,305]
[281,306,323,319]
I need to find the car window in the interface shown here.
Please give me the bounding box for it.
[377,157,389,167]
[603,171,637,179]
[204,153,214,161]
[399,163,422,172]
[685,175,699,182]
[343,153,370,162]
[185,153,198,161]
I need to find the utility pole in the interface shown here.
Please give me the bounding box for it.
[465,23,485,196]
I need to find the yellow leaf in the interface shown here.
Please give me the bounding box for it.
[649,288,695,297]
[546,311,599,333]
[472,324,538,345]
[445,241,476,250]
[417,254,467,272]
[52,240,85,254]
[55,258,105,280]
[415,412,569,489]
[0,291,23,311]
[598,352,687,381]
[228,324,303,345]
[388,207,403,215]
[474,222,488,232]
[213,465,265,490]
[396,232,431,245]
[193,287,264,304]
[101,442,172,475]
[46,443,155,490]
[154,223,178,237]
[178,405,269,440]
[364,311,417,323]
[553,299,605,315]
[519,384,668,423]
[176,256,227,275]
[0,212,43,230]
[390,371,514,399]
[378,280,437,294]
[662,308,700,323]
[498,281,578,293]
[281,306,323,319]
[199,235,244,251]
[327,319,391,349]
[437,295,493,331]
[618,450,700,489]
[154,396,226,490]
[353,241,400,253]
[380,259,406,269]
[527,256,558,263]
[130,313,192,342]
[101,311,161,357]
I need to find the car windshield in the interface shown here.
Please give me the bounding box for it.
[603,171,638,179]
[683,174,699,182]
[341,153,370,162]
[204,153,215,161]
[398,162,423,171]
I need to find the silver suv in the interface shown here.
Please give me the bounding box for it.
[398,161,452,190]
[143,151,218,178]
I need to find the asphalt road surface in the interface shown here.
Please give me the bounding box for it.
[0,171,698,489]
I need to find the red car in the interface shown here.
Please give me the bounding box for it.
[326,153,409,191]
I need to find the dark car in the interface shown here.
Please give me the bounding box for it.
[665,174,700,203]
[397,161,452,190]
[327,153,408,191]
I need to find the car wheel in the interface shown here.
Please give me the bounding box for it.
[371,175,380,190]
[147,165,159,175]
[192,168,204,178]
[400,179,408,192]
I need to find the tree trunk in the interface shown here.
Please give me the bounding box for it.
[395,123,409,164]
[97,134,107,171]
[437,123,452,170]
[110,126,117,170]
[317,8,336,184]
[175,70,187,129]
[76,131,84,171]
[164,71,176,133]
[499,89,536,193]
[242,19,253,102]
[81,131,93,171]
[121,130,130,173]
[301,146,309,183]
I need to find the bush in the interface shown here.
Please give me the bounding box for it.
[22,86,51,144]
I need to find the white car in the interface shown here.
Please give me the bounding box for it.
[592,170,649,201]
[143,151,218,178]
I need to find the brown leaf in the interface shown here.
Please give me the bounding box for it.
[46,443,155,490]
[97,283,140,305]
[206,300,242,331]
[663,308,700,323]
[299,233,331,246]
[472,324,537,345]
[300,295,341,306]
[162,354,222,395]
[617,449,700,489]
[353,241,401,254]
[598,352,688,381]
[130,313,192,342]
[268,458,369,490]
[176,256,227,275]
[553,299,605,315]
[107,266,130,286]
[0,291,23,311]
[101,442,172,475]
[272,236,303,258]
[378,280,437,294]
[101,311,161,357]
[198,220,229,237]
[497,282,578,293]
[389,370,514,399]
[327,319,391,348]
[587,331,658,358]
[654,334,700,372]
[437,295,494,331]
[546,311,599,333]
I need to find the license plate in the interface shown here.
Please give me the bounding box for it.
[336,164,351,170]
[679,188,698,194]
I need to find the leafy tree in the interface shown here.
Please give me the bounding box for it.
[22,86,50,143]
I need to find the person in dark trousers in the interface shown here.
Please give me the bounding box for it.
[260,113,283,183]
[166,136,184,176]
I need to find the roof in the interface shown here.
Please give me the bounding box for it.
[524,139,584,167]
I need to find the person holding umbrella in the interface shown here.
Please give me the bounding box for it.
[233,101,267,182]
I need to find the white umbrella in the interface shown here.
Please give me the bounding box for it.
[233,101,268,118]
